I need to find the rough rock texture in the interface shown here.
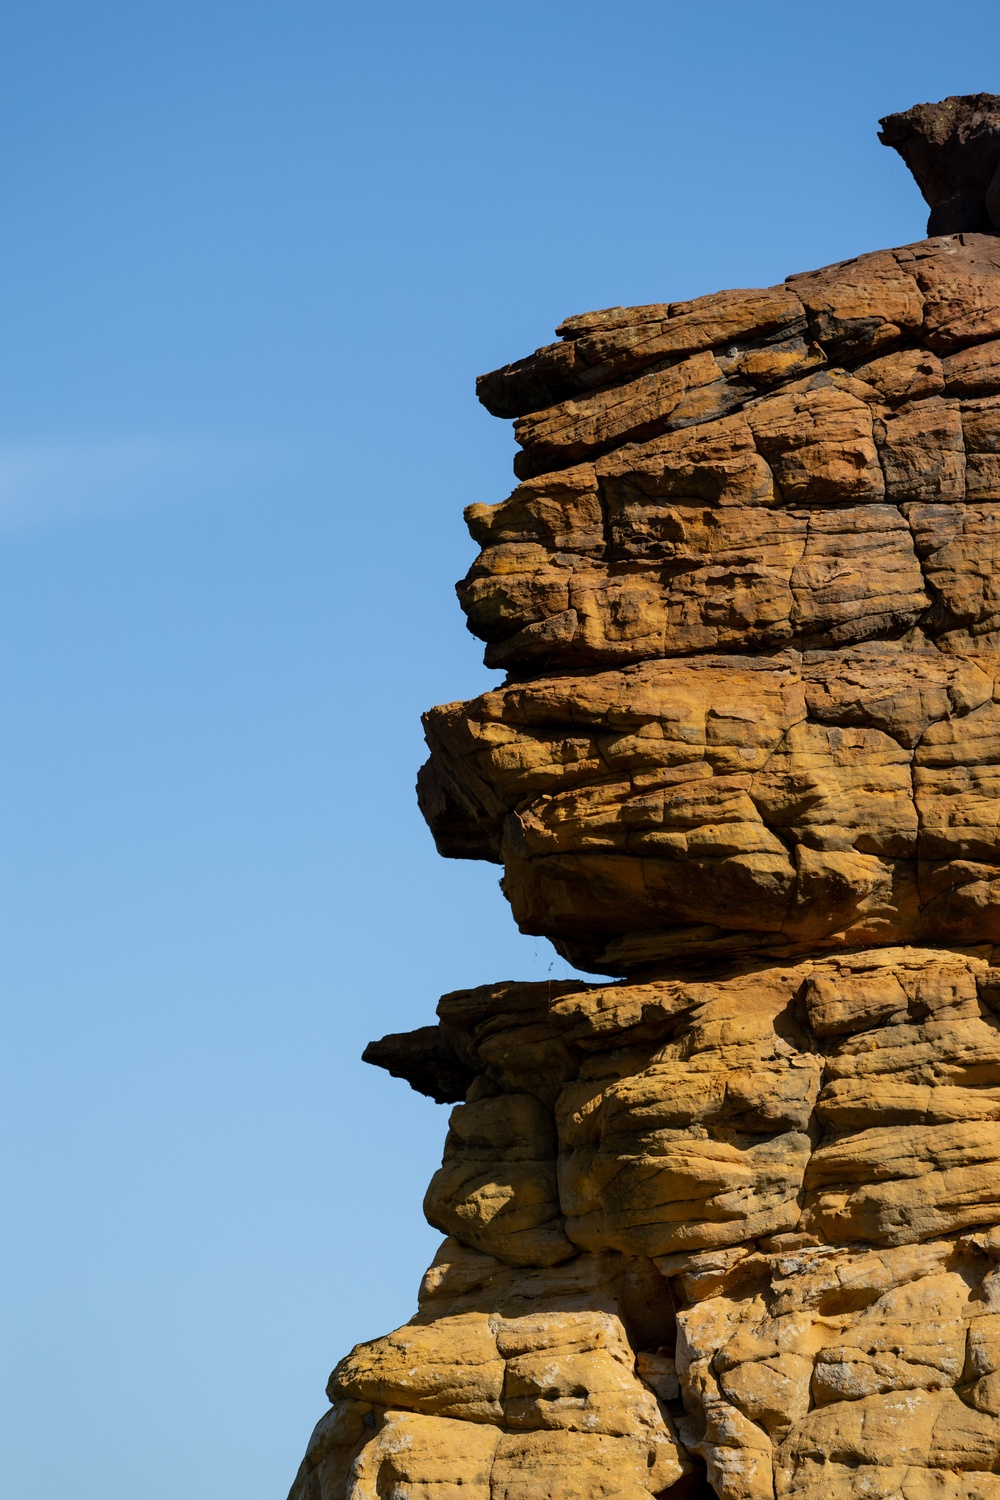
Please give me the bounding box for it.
[880,95,1000,236]
[289,98,1000,1500]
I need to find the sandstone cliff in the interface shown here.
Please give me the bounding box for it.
[290,96,1000,1500]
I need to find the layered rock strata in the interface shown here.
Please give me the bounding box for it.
[290,97,1000,1500]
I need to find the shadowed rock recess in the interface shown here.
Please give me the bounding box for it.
[290,97,1000,1500]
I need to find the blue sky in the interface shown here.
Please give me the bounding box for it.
[1,2,997,1495]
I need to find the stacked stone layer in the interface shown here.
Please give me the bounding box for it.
[290,221,1000,1500]
[423,233,1000,973]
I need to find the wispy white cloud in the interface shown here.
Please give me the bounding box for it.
[0,435,281,530]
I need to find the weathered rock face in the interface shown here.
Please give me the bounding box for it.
[290,97,1000,1500]
[423,228,1000,975]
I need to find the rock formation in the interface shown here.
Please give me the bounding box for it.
[289,96,1000,1499]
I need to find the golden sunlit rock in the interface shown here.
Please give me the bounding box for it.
[290,95,1000,1500]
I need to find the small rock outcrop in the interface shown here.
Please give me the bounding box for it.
[880,94,1000,234]
[289,96,1000,1500]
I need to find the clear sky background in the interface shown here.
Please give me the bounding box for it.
[1,2,997,1495]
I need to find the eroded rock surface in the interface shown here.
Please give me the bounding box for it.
[290,97,1000,1500]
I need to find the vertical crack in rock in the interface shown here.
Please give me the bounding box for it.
[289,95,1000,1500]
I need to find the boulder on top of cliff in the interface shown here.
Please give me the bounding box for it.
[880,92,1000,234]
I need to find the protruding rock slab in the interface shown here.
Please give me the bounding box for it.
[421,648,999,972]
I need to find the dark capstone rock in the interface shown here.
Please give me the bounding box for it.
[880,92,1000,234]
[362,1025,476,1104]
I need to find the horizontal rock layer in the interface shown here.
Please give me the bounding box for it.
[466,239,1000,674]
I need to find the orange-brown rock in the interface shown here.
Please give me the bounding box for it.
[289,97,1000,1500]
[460,244,1000,676]
[421,648,999,971]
